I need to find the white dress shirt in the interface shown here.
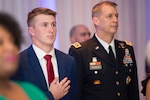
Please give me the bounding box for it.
[32,44,59,88]
[95,34,116,58]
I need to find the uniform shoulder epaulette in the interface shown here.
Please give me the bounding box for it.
[71,42,81,48]
[125,40,132,46]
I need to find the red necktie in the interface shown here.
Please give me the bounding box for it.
[44,55,54,85]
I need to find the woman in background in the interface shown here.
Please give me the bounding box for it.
[0,12,47,100]
[141,41,150,100]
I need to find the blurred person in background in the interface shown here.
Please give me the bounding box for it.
[70,24,91,44]
[141,41,150,100]
[0,12,47,100]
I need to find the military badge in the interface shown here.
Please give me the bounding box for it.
[95,46,99,50]
[93,80,101,85]
[92,57,97,62]
[89,61,102,70]
[126,76,131,85]
[123,49,133,65]
[89,57,102,70]
[71,42,81,48]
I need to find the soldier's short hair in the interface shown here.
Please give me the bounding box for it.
[92,1,117,17]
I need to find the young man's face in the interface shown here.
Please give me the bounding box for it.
[29,14,56,48]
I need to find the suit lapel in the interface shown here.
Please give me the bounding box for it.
[91,35,116,67]
[27,46,48,89]
[55,49,64,81]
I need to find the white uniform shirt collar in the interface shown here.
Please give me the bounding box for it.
[95,34,116,56]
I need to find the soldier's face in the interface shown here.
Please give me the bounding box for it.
[96,5,119,35]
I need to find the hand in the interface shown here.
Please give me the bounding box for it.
[49,77,71,100]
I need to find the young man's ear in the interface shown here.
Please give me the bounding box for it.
[92,17,100,26]
[28,27,35,36]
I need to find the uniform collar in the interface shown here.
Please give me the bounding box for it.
[95,33,115,54]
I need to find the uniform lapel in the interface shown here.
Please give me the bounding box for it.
[115,40,126,65]
[91,35,116,67]
[55,49,65,81]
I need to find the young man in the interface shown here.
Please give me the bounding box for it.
[69,1,139,100]
[13,7,77,100]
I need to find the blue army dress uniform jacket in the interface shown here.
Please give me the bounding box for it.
[69,35,139,100]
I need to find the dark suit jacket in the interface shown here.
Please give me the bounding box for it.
[69,35,139,100]
[12,45,77,100]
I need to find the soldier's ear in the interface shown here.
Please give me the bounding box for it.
[92,17,100,26]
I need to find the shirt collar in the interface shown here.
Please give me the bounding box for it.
[32,44,55,60]
[95,33,115,53]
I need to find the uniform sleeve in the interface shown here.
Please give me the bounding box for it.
[127,46,140,100]
[69,46,83,100]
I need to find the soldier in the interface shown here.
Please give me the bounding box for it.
[69,1,139,100]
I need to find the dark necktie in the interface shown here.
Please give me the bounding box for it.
[44,55,54,85]
[109,45,116,62]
